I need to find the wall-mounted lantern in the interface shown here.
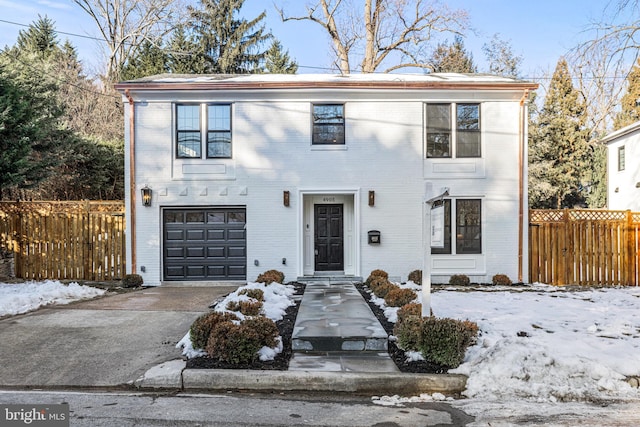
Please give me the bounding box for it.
[283,191,290,207]
[368,190,375,206]
[141,185,152,207]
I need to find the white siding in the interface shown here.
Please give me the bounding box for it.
[126,86,528,286]
[607,132,640,211]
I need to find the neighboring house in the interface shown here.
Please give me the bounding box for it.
[601,121,640,211]
[115,74,537,286]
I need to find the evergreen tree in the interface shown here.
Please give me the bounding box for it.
[263,40,298,74]
[529,58,591,209]
[613,58,640,130]
[16,15,58,59]
[166,25,208,74]
[121,40,168,80]
[428,36,476,73]
[189,0,271,73]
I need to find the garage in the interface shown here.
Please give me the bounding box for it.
[163,207,246,281]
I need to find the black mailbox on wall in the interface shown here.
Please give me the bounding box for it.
[368,230,381,244]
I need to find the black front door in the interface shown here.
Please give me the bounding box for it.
[314,204,344,271]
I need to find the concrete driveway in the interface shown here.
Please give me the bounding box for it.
[0,285,237,388]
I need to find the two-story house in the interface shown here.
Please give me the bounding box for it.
[115,74,537,286]
[601,121,640,211]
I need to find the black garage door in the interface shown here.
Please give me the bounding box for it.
[163,208,246,280]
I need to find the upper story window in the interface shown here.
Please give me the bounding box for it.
[618,145,626,171]
[313,104,345,144]
[426,103,480,158]
[431,199,482,255]
[176,103,232,159]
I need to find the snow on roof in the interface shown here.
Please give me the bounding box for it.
[123,72,528,85]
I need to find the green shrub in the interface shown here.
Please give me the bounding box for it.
[226,299,264,316]
[384,287,417,307]
[242,316,279,348]
[189,311,239,350]
[122,274,143,288]
[408,269,422,285]
[206,321,263,364]
[419,317,478,368]
[492,274,512,286]
[449,274,470,286]
[393,315,422,352]
[365,269,389,285]
[256,269,285,285]
[238,288,265,301]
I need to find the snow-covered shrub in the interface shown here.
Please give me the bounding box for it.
[492,273,512,286]
[238,288,265,301]
[242,316,279,348]
[190,311,239,350]
[369,277,396,299]
[226,299,263,316]
[397,302,423,323]
[206,320,276,365]
[419,317,478,368]
[408,269,422,285]
[449,274,470,286]
[384,287,417,307]
[256,269,285,285]
[365,269,389,285]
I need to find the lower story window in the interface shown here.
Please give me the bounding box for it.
[431,199,481,254]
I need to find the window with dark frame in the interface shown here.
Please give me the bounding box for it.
[207,104,232,158]
[176,104,201,158]
[176,103,232,159]
[431,199,452,254]
[312,104,345,144]
[426,103,480,158]
[426,104,451,158]
[456,199,481,254]
[618,145,626,171]
[456,104,480,157]
[431,199,482,255]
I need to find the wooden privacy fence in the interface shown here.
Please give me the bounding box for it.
[0,201,125,281]
[529,209,640,286]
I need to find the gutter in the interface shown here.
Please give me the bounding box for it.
[125,89,137,274]
[518,89,530,283]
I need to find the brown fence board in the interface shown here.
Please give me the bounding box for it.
[0,201,125,281]
[530,209,640,286]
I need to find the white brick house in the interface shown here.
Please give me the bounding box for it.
[601,121,640,211]
[115,74,537,286]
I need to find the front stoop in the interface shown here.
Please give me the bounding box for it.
[292,282,388,353]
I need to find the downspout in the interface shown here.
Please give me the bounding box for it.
[125,89,137,274]
[518,89,530,283]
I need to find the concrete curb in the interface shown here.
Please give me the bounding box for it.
[135,361,468,396]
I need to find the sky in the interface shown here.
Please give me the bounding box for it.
[0,0,613,79]
[4,278,640,425]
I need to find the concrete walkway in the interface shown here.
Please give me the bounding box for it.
[0,282,467,395]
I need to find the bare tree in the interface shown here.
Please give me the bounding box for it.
[277,0,468,74]
[72,0,183,83]
[570,0,640,133]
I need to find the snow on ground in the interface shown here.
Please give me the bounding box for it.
[176,281,295,360]
[0,280,106,316]
[371,282,640,422]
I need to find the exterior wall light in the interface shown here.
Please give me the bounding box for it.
[283,191,290,207]
[368,190,375,206]
[141,186,152,207]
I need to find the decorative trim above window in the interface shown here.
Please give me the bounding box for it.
[312,104,345,145]
[175,103,232,159]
